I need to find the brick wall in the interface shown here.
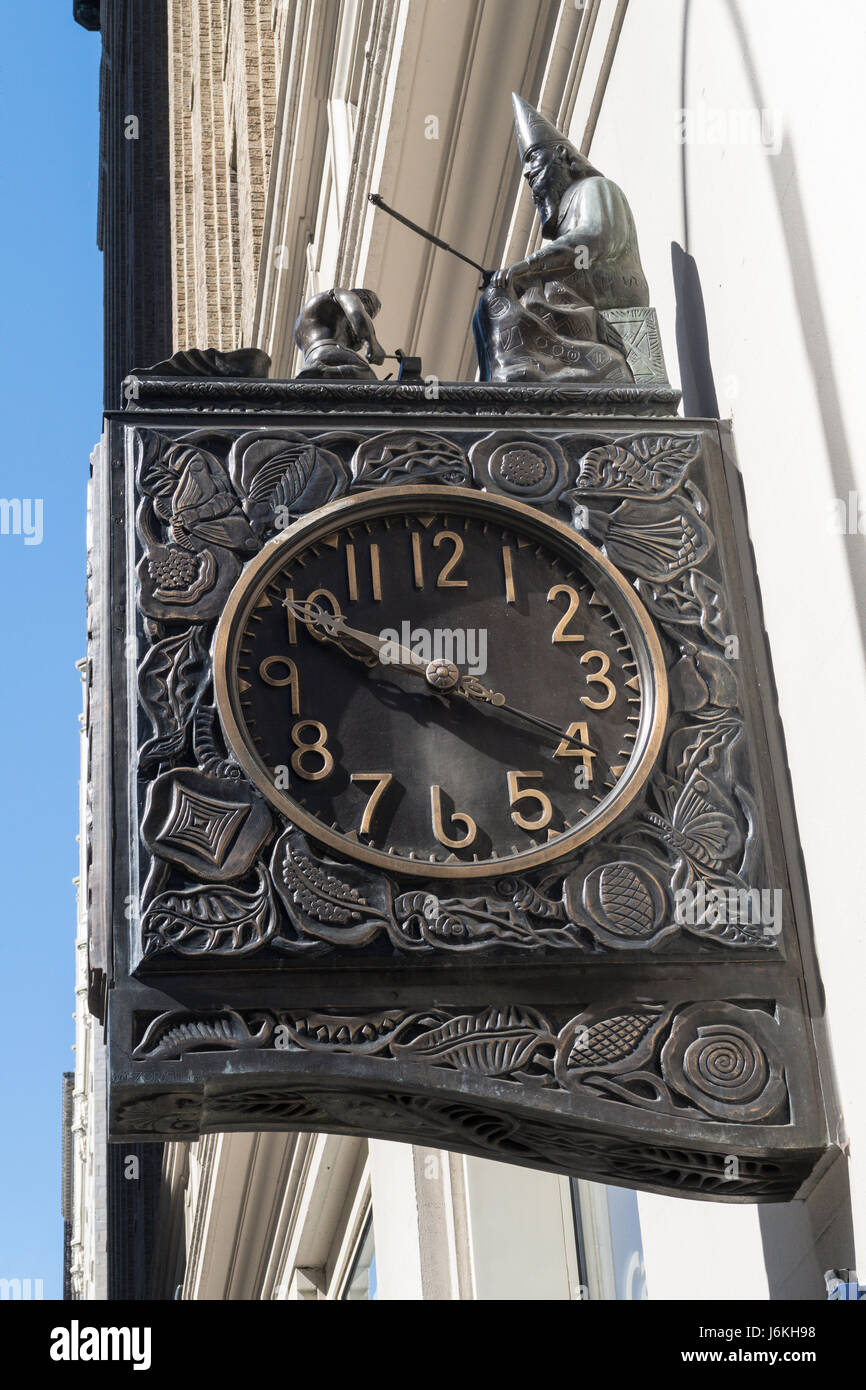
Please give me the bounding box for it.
[168,0,277,350]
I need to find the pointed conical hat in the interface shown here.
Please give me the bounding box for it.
[511,93,600,175]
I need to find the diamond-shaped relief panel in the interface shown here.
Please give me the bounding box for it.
[142,768,273,882]
[159,783,250,868]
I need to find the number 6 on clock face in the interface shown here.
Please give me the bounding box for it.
[430,785,477,849]
[214,485,667,879]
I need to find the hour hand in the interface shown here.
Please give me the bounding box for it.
[283,598,341,638]
[283,598,379,667]
[283,598,429,676]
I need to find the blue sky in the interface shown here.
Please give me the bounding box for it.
[0,6,102,1297]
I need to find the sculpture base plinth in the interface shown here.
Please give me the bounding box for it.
[120,374,682,417]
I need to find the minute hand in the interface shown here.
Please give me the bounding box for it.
[455,675,598,756]
[285,598,600,755]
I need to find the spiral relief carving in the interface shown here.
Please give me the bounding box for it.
[661,1004,787,1123]
[684,1025,768,1103]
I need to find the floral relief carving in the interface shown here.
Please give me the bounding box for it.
[469,431,569,502]
[135,429,257,620]
[350,430,471,487]
[660,1004,787,1123]
[131,425,778,962]
[109,403,824,1197]
[130,998,790,1128]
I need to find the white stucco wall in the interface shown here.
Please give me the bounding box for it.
[126,0,864,1303]
[581,0,865,1296]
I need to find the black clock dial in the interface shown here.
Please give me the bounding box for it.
[214,486,667,878]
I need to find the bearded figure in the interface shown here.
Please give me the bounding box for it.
[474,95,658,385]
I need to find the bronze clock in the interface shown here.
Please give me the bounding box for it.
[214,485,667,878]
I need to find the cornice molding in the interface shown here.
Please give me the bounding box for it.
[117,374,680,415]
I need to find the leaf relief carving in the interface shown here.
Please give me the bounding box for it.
[141,865,279,955]
[271,829,394,945]
[138,626,209,765]
[133,1009,273,1060]
[568,433,701,499]
[391,1006,553,1075]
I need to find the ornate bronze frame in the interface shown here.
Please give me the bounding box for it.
[91,376,834,1202]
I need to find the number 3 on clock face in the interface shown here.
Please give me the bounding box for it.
[214,485,667,879]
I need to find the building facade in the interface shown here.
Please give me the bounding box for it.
[69,0,865,1299]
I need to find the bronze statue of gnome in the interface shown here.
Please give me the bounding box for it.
[475,95,650,384]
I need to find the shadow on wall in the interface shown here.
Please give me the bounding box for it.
[677,0,866,664]
[676,0,858,1298]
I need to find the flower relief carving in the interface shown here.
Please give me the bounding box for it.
[135,429,259,620]
[131,425,776,963]
[115,414,819,1200]
[132,998,790,1127]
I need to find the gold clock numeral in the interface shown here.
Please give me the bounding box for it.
[290,719,334,781]
[547,584,584,642]
[502,544,516,603]
[258,655,300,714]
[433,530,468,588]
[370,543,382,600]
[345,542,382,602]
[430,785,477,849]
[345,543,359,601]
[507,771,553,831]
[580,649,616,709]
[411,532,424,589]
[552,721,595,781]
[410,530,470,589]
[351,771,394,835]
[303,587,343,642]
[284,585,346,643]
[283,586,298,644]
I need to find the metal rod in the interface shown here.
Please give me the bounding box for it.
[368,192,492,281]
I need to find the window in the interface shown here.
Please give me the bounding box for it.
[340,1213,376,1301]
[571,1180,647,1300]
